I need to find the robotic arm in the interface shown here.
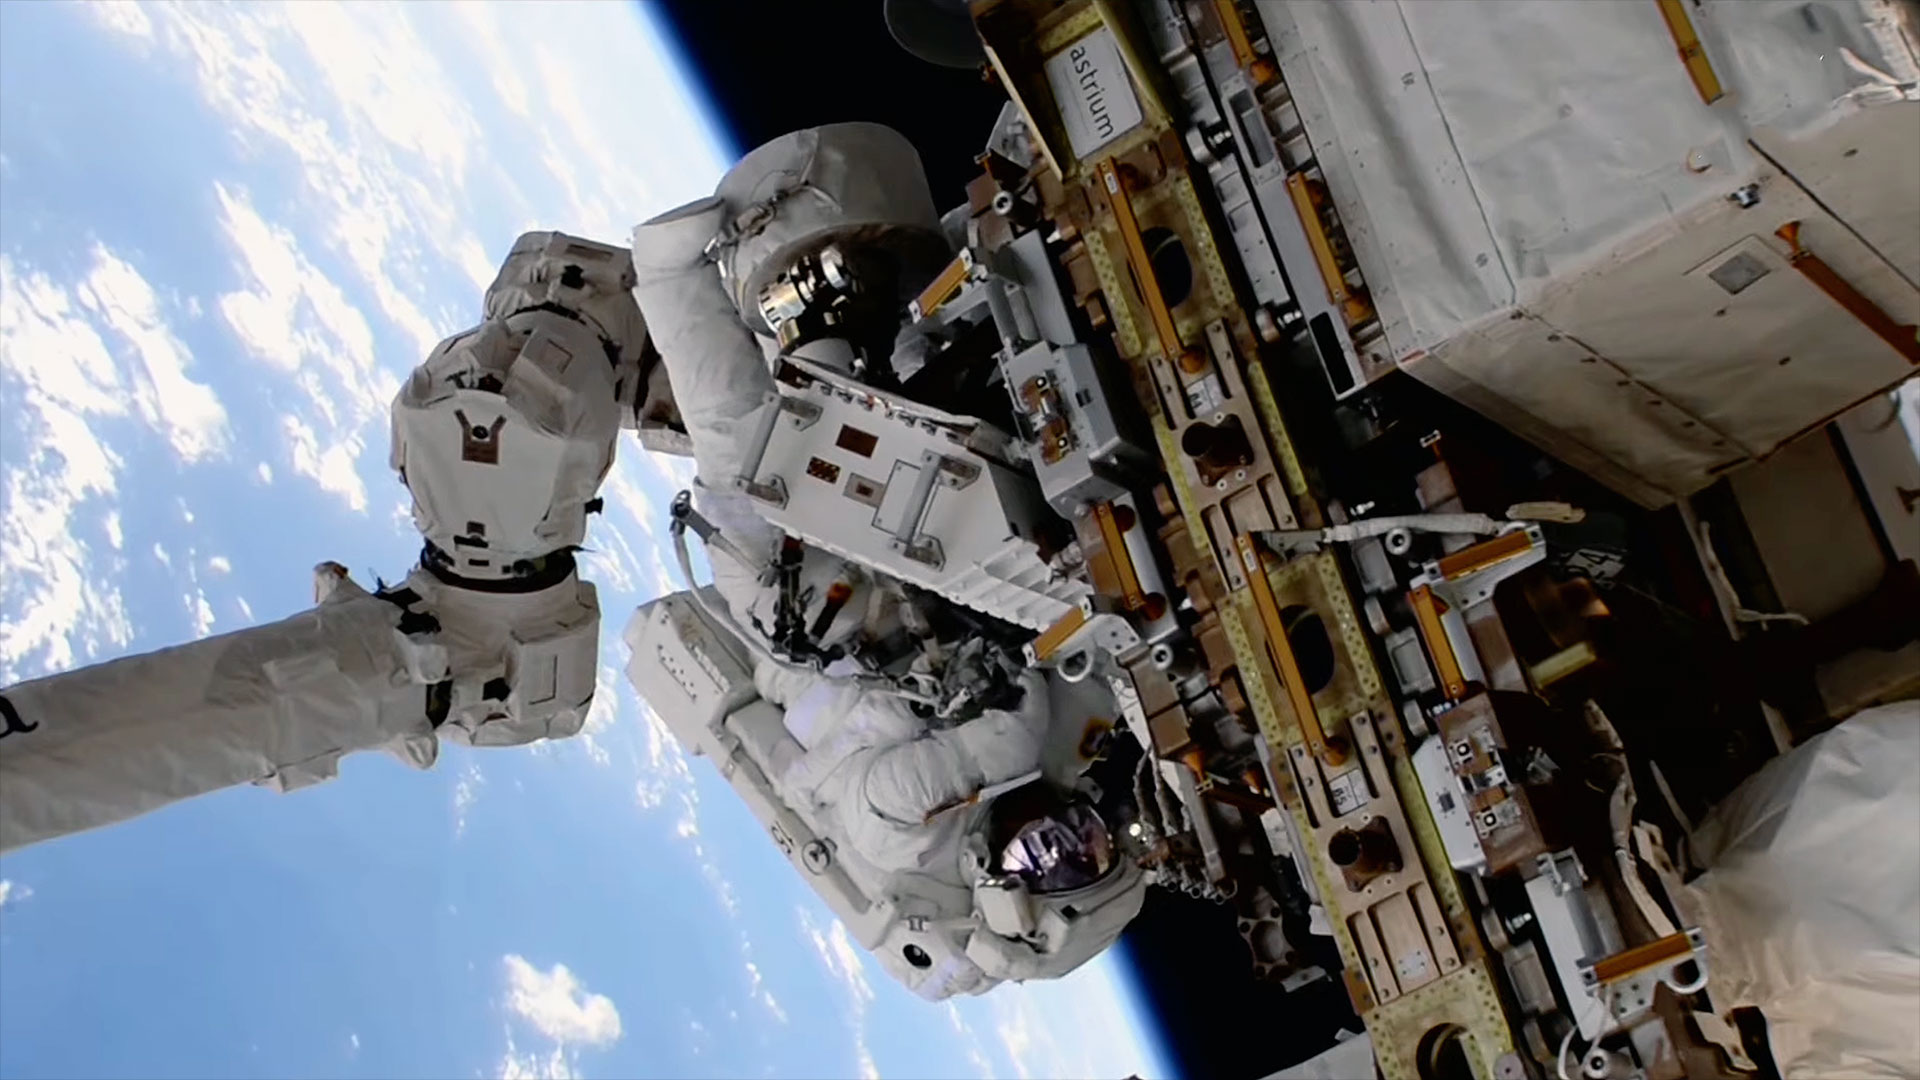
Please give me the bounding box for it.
[0,231,642,852]
[0,565,444,851]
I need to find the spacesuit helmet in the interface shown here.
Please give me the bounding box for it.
[985,784,1118,895]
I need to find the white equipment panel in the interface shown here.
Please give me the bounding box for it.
[736,359,1090,630]
[1256,0,1920,505]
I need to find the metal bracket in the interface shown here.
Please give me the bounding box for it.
[889,534,945,570]
[1579,927,1710,1028]
[731,394,821,509]
[883,450,975,570]
[1535,849,1586,898]
[932,454,980,490]
[737,475,788,508]
[1419,525,1548,608]
[734,393,786,506]
[780,396,823,431]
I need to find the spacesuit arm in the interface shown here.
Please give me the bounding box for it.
[860,678,1047,827]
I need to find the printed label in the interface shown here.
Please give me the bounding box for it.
[1044,27,1145,161]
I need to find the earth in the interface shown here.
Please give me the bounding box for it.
[0,3,1173,1078]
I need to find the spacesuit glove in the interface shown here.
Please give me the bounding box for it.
[950,670,1048,791]
[862,670,1049,828]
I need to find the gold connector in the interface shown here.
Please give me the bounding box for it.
[910,250,975,322]
[1029,605,1089,663]
[1098,158,1187,365]
[1093,501,1149,612]
[1284,173,1374,328]
[1777,221,1920,365]
[1436,530,1538,581]
[1408,584,1468,701]
[1655,0,1725,104]
[1238,535,1337,761]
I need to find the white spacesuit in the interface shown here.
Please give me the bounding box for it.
[627,585,1145,1001]
[624,128,1146,998]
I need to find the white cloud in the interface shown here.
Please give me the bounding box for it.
[0,242,220,678]
[212,184,383,513]
[0,879,33,909]
[497,1030,578,1080]
[800,908,880,1080]
[256,461,274,484]
[188,589,216,639]
[213,182,383,406]
[0,258,131,424]
[207,555,232,574]
[743,953,788,1025]
[583,456,672,600]
[631,700,695,814]
[453,759,484,838]
[0,254,138,681]
[693,840,741,919]
[75,244,229,463]
[446,4,531,117]
[87,0,152,38]
[801,909,874,1007]
[276,3,477,177]
[455,233,499,294]
[89,3,484,362]
[282,414,368,513]
[577,539,637,598]
[501,955,623,1047]
[347,1032,360,1056]
[574,666,621,768]
[945,1003,996,1080]
[81,1,567,548]
[622,696,778,1027]
[995,999,1037,1080]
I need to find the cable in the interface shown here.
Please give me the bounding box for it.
[671,520,946,711]
[1263,512,1506,548]
[671,519,792,674]
[1557,985,1613,1080]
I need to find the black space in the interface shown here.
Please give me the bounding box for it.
[652,5,1360,1077]
[1120,888,1361,1080]
[653,0,1005,203]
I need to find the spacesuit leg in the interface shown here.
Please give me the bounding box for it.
[0,570,442,853]
[631,200,878,660]
[630,198,785,623]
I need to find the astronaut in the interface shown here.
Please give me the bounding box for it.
[623,127,1147,999]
